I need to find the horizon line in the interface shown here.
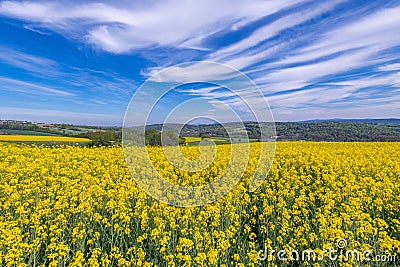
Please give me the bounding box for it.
[1,117,400,128]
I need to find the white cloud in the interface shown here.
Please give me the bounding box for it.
[378,63,400,71]
[0,0,308,53]
[207,0,347,67]
[327,73,400,89]
[272,99,400,121]
[268,87,340,108]
[1,1,399,122]
[0,76,74,96]
[0,47,136,102]
[149,62,240,83]
[244,5,400,98]
[263,71,399,112]
[255,47,380,94]
[178,86,221,95]
[275,6,400,66]
[0,46,59,75]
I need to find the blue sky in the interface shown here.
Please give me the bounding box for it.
[0,0,399,125]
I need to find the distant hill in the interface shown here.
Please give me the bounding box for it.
[274,122,400,141]
[143,120,400,142]
[2,119,400,142]
[0,120,105,137]
[301,118,400,124]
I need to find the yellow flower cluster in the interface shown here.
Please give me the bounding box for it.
[0,142,398,266]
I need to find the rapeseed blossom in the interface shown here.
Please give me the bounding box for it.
[0,142,398,266]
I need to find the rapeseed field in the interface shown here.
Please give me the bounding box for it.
[0,142,398,266]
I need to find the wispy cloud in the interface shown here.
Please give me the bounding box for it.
[273,6,400,67]
[255,47,383,93]
[0,0,308,53]
[271,98,400,121]
[326,73,400,90]
[148,62,240,83]
[207,0,347,68]
[63,67,136,101]
[379,63,400,72]
[265,71,400,120]
[0,0,399,123]
[140,1,400,120]
[0,76,74,96]
[0,47,136,104]
[247,6,400,83]
[0,46,59,75]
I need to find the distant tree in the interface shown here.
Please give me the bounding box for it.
[179,136,186,145]
[199,132,211,139]
[114,131,122,144]
[88,131,115,147]
[145,130,162,146]
[145,130,185,146]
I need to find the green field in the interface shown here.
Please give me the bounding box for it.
[0,129,58,136]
